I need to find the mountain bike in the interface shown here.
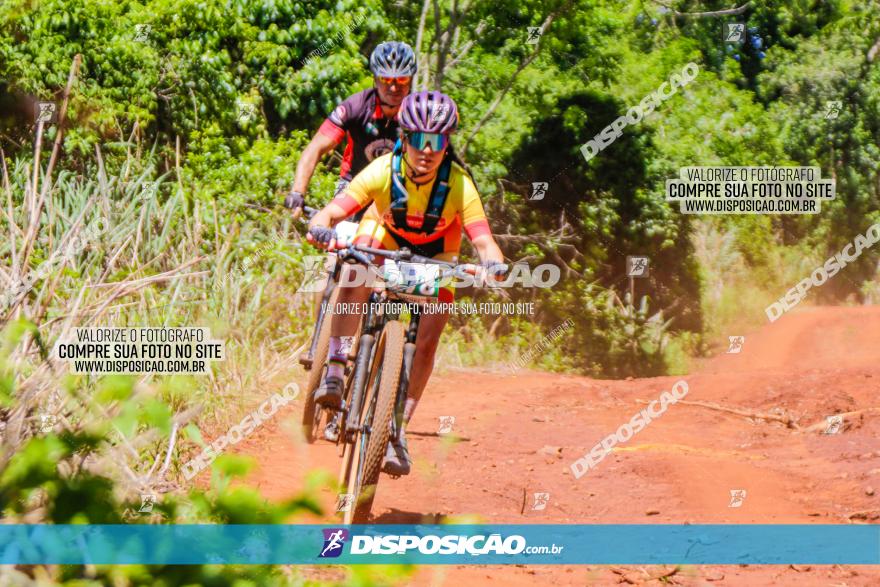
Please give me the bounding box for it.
[318,243,477,523]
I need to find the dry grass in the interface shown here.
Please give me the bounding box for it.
[0,126,314,498]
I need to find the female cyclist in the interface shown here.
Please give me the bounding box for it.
[306,91,505,475]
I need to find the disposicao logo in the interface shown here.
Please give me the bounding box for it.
[316,531,562,558]
[348,533,528,555]
[319,529,349,558]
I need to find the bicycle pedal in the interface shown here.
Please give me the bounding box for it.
[381,468,402,479]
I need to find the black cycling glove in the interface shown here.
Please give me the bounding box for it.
[284,190,305,210]
[308,226,336,245]
[482,261,509,283]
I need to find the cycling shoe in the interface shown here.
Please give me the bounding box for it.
[381,431,411,476]
[314,375,344,409]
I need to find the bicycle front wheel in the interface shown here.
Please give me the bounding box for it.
[346,319,406,524]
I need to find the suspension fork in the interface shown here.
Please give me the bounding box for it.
[392,311,420,442]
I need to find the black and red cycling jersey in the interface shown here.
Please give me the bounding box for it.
[318,88,400,182]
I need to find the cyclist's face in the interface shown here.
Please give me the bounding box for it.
[404,138,446,175]
[375,76,411,107]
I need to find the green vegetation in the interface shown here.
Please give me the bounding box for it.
[4,0,879,376]
[1,0,879,582]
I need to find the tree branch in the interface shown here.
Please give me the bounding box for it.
[19,54,81,279]
[431,0,442,52]
[460,4,572,156]
[867,36,880,63]
[432,0,458,89]
[415,0,431,89]
[443,20,487,72]
[460,48,542,156]
[651,0,752,18]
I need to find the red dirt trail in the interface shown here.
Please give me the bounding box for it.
[235,306,880,586]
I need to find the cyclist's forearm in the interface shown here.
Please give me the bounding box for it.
[292,134,337,194]
[309,202,349,229]
[472,234,504,264]
[291,145,322,194]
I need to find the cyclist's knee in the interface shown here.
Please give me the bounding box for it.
[417,313,449,339]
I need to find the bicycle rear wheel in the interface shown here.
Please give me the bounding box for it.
[344,320,405,524]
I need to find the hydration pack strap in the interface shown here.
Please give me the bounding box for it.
[390,140,452,235]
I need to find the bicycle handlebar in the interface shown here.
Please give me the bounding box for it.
[299,211,488,279]
[344,246,374,267]
[349,244,457,267]
[338,244,481,280]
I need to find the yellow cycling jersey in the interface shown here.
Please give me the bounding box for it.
[333,152,491,245]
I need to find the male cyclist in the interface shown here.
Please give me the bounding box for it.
[284,41,417,218]
[306,91,506,476]
[288,41,416,440]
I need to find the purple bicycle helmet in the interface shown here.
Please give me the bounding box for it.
[397,91,459,134]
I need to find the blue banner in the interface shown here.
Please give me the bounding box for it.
[1,525,878,565]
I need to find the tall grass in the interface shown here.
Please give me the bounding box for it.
[0,133,325,509]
